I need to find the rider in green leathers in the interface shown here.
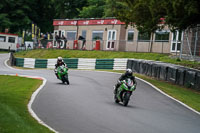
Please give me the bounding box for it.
[55,57,67,78]
[114,69,137,94]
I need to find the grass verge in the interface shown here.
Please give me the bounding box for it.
[14,49,200,70]
[102,70,200,112]
[0,51,9,54]
[0,75,52,133]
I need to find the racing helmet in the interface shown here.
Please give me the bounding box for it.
[57,57,63,64]
[125,68,132,77]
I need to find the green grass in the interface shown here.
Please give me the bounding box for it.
[0,75,52,133]
[15,49,168,59]
[14,49,200,70]
[0,51,9,54]
[106,70,200,112]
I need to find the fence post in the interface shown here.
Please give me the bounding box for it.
[186,30,194,60]
[180,31,184,59]
[194,27,198,59]
[136,41,138,52]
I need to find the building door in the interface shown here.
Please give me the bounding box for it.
[171,31,183,52]
[107,30,116,50]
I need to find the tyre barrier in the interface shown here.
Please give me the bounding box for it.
[127,59,200,91]
[159,63,168,81]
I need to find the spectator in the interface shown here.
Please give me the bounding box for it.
[78,35,86,50]
[60,34,67,49]
[55,34,60,42]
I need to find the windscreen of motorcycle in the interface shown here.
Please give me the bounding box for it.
[127,79,133,87]
[58,65,64,72]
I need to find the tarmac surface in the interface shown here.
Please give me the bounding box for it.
[0,53,200,133]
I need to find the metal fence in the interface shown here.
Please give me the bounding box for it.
[174,26,200,61]
[38,39,171,53]
[17,27,200,62]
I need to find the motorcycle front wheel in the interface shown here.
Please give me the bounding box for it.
[64,74,69,85]
[114,94,120,103]
[123,92,131,106]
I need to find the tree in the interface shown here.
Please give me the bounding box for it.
[79,0,106,18]
[54,0,87,19]
[163,0,200,30]
[106,0,200,31]
[0,0,32,33]
[30,0,56,32]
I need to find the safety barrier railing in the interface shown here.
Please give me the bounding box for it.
[14,57,128,70]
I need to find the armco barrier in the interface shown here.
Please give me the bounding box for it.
[14,58,125,70]
[16,58,24,67]
[113,59,127,70]
[47,59,57,69]
[78,58,96,69]
[24,58,35,68]
[63,58,78,69]
[95,59,114,69]
[35,59,48,68]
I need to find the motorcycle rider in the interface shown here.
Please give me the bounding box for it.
[114,68,137,94]
[55,57,68,78]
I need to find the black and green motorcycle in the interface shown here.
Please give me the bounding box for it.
[114,78,136,106]
[56,65,69,85]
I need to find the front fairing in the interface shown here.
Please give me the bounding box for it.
[119,80,135,92]
[57,66,68,77]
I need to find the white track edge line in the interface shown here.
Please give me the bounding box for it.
[75,70,200,115]
[27,76,59,133]
[4,58,59,133]
[2,74,59,133]
[4,59,19,70]
[135,77,200,115]
[5,57,200,116]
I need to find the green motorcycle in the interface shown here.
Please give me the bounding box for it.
[56,65,69,85]
[114,78,136,106]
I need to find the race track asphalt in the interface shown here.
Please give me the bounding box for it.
[0,53,200,133]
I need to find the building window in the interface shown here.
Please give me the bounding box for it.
[66,31,77,40]
[138,32,151,41]
[92,31,103,40]
[8,37,15,43]
[127,30,134,42]
[171,30,182,52]
[0,36,6,42]
[82,30,87,39]
[155,30,169,42]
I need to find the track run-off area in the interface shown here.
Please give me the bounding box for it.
[0,53,200,133]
